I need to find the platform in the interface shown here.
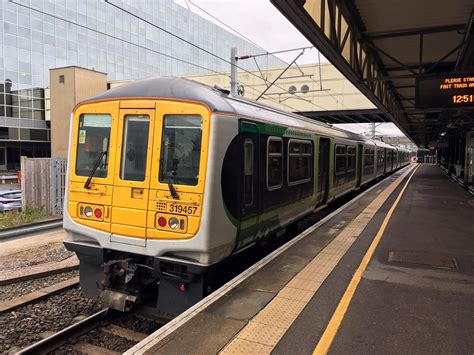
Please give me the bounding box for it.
[127,164,474,354]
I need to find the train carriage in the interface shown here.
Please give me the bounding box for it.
[63,77,410,316]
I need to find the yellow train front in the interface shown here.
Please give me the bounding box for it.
[63,77,228,317]
[64,76,411,317]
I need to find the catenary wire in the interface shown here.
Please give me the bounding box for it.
[186,0,264,50]
[9,0,327,113]
[105,0,329,111]
[9,0,227,78]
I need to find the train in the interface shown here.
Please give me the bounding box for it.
[63,76,411,316]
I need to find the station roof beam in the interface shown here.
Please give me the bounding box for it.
[271,0,474,146]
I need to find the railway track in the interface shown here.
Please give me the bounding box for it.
[18,308,165,354]
[0,276,79,314]
[0,218,63,240]
[9,172,402,354]
[0,261,78,286]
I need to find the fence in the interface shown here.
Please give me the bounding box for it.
[20,157,67,215]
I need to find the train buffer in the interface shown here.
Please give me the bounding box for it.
[124,164,474,354]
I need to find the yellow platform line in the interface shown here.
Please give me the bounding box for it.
[313,165,419,355]
[220,165,417,355]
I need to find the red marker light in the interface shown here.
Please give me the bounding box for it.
[158,217,167,227]
[179,283,186,292]
[94,209,102,218]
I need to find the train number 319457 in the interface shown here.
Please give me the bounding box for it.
[168,203,198,215]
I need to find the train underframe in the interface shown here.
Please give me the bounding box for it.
[64,241,215,318]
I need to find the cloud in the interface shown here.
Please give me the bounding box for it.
[175,0,325,63]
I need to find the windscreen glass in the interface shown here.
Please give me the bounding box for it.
[159,115,202,186]
[75,114,111,177]
[120,115,150,181]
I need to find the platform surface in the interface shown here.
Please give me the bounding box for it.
[128,165,474,354]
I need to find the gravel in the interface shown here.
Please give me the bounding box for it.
[0,270,79,302]
[0,287,101,353]
[76,329,136,353]
[113,314,163,334]
[50,312,164,354]
[0,242,74,272]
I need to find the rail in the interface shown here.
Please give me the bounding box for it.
[0,218,63,240]
[17,308,114,354]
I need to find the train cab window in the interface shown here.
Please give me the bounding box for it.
[75,114,112,178]
[267,137,283,190]
[120,115,150,181]
[243,139,254,206]
[159,115,202,186]
[347,146,356,172]
[335,145,346,174]
[288,140,312,185]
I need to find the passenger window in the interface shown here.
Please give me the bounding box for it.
[244,139,254,206]
[347,146,356,172]
[378,150,385,167]
[120,115,150,181]
[335,145,346,174]
[288,140,312,185]
[267,137,283,190]
[364,148,375,167]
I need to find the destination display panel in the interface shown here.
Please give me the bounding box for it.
[415,73,474,109]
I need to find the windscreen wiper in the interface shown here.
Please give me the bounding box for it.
[84,151,107,189]
[168,183,180,200]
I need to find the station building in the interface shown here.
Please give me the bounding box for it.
[0,0,284,171]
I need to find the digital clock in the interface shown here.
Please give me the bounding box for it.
[452,94,474,104]
[416,73,474,109]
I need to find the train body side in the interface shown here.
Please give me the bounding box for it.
[62,77,412,316]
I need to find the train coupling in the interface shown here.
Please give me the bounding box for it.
[100,259,140,312]
[100,289,137,312]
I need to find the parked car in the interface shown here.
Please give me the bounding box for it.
[0,189,22,212]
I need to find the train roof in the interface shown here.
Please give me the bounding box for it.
[85,76,236,112]
[83,76,403,149]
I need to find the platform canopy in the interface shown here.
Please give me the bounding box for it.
[271,0,474,146]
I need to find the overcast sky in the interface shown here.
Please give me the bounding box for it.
[175,0,405,137]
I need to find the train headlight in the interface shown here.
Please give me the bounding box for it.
[158,216,167,227]
[168,217,179,229]
[94,208,102,219]
[84,206,93,218]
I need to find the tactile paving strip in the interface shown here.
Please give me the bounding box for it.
[220,166,416,354]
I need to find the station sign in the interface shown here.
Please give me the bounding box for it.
[415,73,474,108]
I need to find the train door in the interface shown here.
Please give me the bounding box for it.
[317,137,330,206]
[110,107,155,246]
[237,121,260,248]
[356,143,363,187]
